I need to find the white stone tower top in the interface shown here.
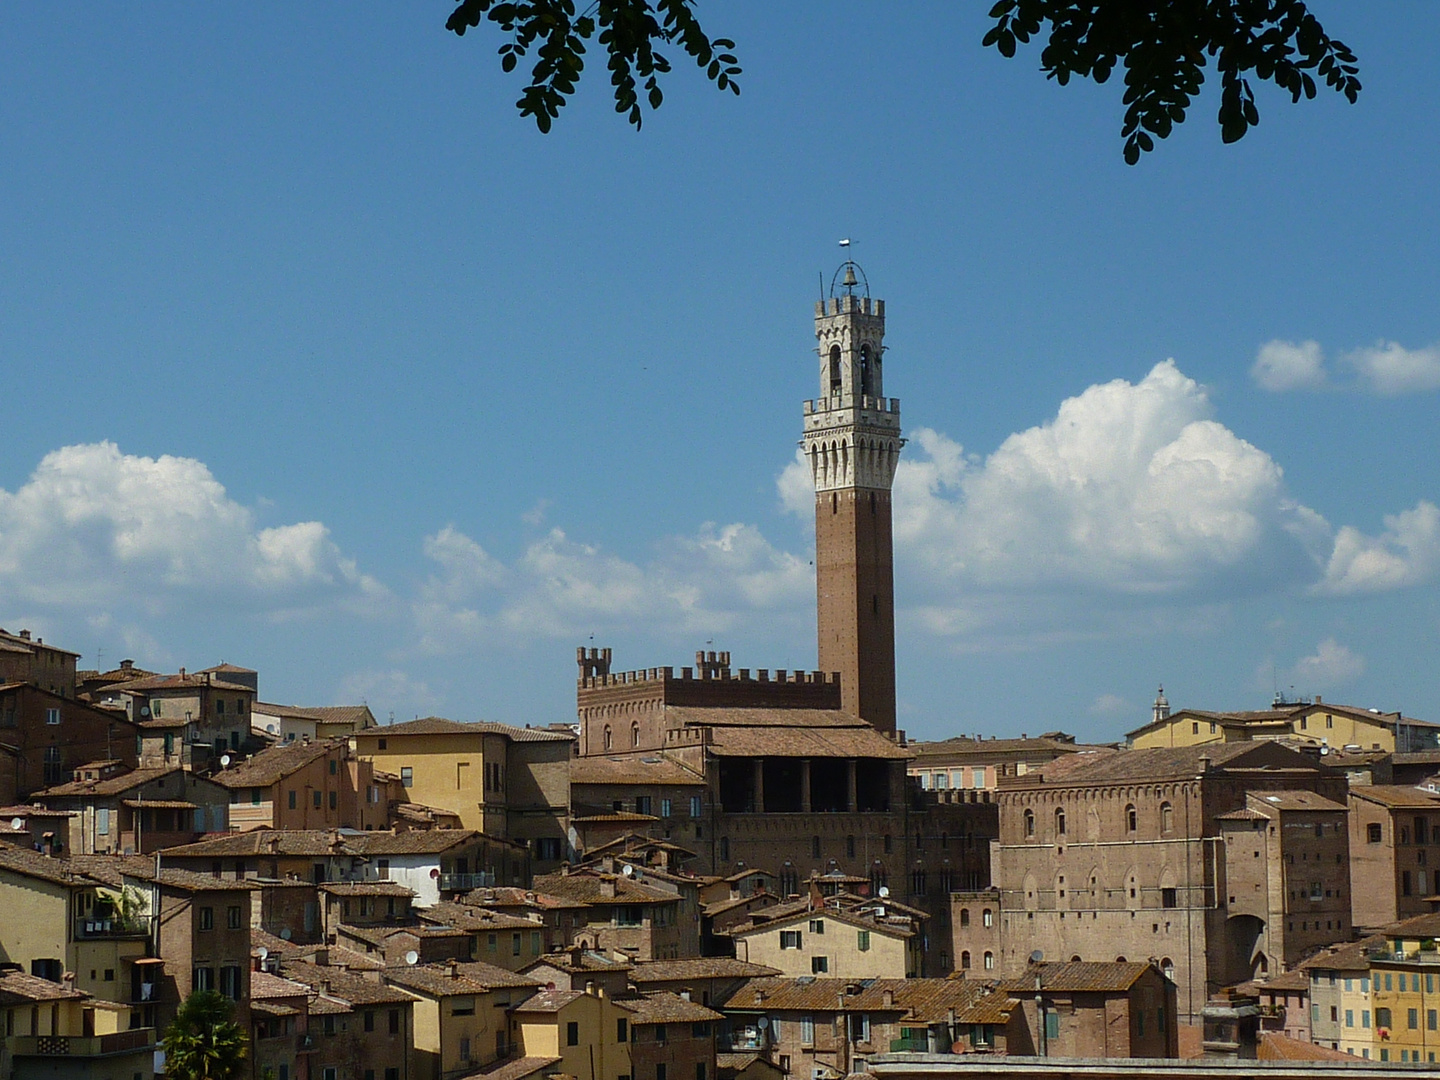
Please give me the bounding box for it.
[801,262,904,492]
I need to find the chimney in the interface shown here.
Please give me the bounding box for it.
[1198,755,1212,774]
[179,667,186,678]
[61,971,75,990]
[1315,695,1322,704]
[18,630,29,641]
[121,660,133,671]
[680,989,691,1002]
[883,989,895,1008]
[447,960,459,979]
[600,876,617,899]
[321,979,332,996]
[585,980,595,996]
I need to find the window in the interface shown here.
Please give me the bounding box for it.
[719,837,729,862]
[656,1025,668,1046]
[961,951,971,969]
[533,930,542,954]
[1345,1010,1354,1028]
[857,930,871,951]
[1209,722,1217,734]
[810,919,825,935]
[631,723,640,748]
[780,930,802,950]
[566,1022,580,1046]
[1046,1011,1061,1040]
[288,790,297,810]
[199,906,214,931]
[1404,871,1414,896]
[960,908,970,928]
[513,933,522,956]
[1161,888,1177,908]
[660,798,672,818]
[1409,1008,1419,1030]
[696,1065,706,1080]
[1055,808,1065,835]
[1126,804,1138,832]
[847,835,856,857]
[45,708,60,725]
[657,1067,667,1080]
[452,997,475,1016]
[1192,722,1199,735]
[323,1069,338,1080]
[459,1038,471,1063]
[1023,809,1035,837]
[982,909,993,928]
[1161,802,1173,833]
[636,796,653,816]
[800,1015,815,1045]
[812,836,821,858]
[616,906,643,927]
[227,905,242,929]
[400,767,413,788]
[603,726,613,750]
[390,1009,401,1034]
[364,1010,376,1032]
[811,956,829,974]
[690,795,702,817]
[193,966,215,991]
[97,808,110,836]
[983,952,995,970]
[1376,1008,1392,1028]
[617,1018,628,1043]
[313,790,323,809]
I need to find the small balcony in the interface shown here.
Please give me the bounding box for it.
[9,1028,155,1058]
[438,872,496,891]
[889,1034,933,1053]
[75,915,153,939]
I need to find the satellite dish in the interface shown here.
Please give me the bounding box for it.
[140,706,150,716]
[621,865,634,877]
[430,868,440,880]
[220,754,232,767]
[279,928,292,940]
[1029,950,1044,963]
[10,818,22,831]
[878,886,889,898]
[257,946,269,961]
[404,950,419,966]
[757,1017,769,1031]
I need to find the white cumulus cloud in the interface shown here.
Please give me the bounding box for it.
[1289,638,1366,689]
[414,521,812,652]
[0,441,383,612]
[1345,341,1440,395]
[1312,500,1440,596]
[1252,339,1328,392]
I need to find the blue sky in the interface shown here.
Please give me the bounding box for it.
[2,4,1437,742]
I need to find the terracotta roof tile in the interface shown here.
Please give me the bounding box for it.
[997,961,1152,993]
[0,971,88,1004]
[533,872,680,906]
[383,961,540,995]
[723,978,985,1023]
[457,1057,564,1080]
[359,717,572,742]
[625,991,723,1025]
[570,756,706,787]
[1349,785,1440,809]
[510,988,585,1013]
[630,958,780,982]
[35,766,182,798]
[280,961,417,1005]
[212,740,342,788]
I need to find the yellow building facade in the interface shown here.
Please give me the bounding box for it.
[355,721,511,835]
[1127,702,1440,754]
[511,987,632,1080]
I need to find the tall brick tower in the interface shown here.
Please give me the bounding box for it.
[802,262,904,733]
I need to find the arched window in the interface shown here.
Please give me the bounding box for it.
[859,344,873,396]
[983,951,995,971]
[1116,956,1127,963]
[631,722,640,748]
[960,908,970,928]
[911,865,927,894]
[982,908,993,928]
[961,951,971,969]
[1161,957,1175,982]
[1070,955,1082,963]
[1126,803,1138,832]
[1023,809,1035,837]
[603,726,613,751]
[1055,808,1066,836]
[829,344,842,393]
[1160,801,1173,834]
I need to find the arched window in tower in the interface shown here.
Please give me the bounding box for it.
[1055,808,1066,836]
[829,344,842,394]
[959,908,970,928]
[603,725,613,751]
[1023,809,1035,837]
[1160,801,1174,834]
[859,344,873,397]
[631,722,640,748]
[1126,803,1138,833]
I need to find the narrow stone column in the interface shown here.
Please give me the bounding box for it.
[846,759,858,812]
[800,759,812,813]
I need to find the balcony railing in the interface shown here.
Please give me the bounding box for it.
[9,1028,155,1057]
[75,916,153,939]
[890,1034,935,1053]
[438,872,496,891]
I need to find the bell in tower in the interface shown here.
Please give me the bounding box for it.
[801,261,904,733]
